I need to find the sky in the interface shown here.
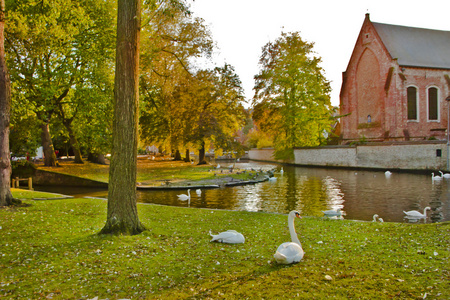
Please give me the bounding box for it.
[189,0,450,107]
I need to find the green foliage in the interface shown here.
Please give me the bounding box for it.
[253,32,334,160]
[2,196,449,299]
[246,128,273,149]
[6,0,116,157]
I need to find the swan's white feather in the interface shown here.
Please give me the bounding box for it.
[274,242,304,264]
[209,230,245,244]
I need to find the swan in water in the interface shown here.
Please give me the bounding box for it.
[280,167,284,174]
[322,208,342,217]
[403,207,430,222]
[268,176,277,182]
[274,210,304,264]
[177,189,191,206]
[209,230,245,244]
[372,214,384,222]
[196,189,201,196]
[431,173,442,181]
[439,171,450,179]
[385,171,392,177]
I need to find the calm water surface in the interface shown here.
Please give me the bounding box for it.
[36,161,450,223]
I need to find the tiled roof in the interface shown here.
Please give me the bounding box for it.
[372,22,450,69]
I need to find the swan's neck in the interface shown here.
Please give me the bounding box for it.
[187,190,190,197]
[288,215,301,246]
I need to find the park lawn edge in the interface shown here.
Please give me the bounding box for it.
[1,194,449,299]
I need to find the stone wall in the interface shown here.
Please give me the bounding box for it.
[248,141,449,171]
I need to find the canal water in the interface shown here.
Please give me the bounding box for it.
[35,161,450,223]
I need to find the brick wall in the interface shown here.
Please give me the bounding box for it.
[340,16,450,144]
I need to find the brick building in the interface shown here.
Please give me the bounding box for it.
[339,14,450,144]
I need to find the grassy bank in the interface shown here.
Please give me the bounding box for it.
[37,158,253,186]
[1,190,449,299]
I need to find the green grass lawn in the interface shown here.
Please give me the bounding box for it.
[1,190,449,299]
[37,159,252,186]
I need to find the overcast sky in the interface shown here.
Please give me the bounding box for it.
[189,0,450,107]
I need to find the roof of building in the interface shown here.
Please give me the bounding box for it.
[372,21,450,69]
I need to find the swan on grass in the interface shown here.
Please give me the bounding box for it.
[403,207,430,222]
[322,208,342,217]
[209,230,245,244]
[372,214,384,222]
[274,210,304,264]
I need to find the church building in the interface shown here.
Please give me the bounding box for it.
[339,14,450,144]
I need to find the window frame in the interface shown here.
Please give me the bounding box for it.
[427,86,440,122]
[406,85,419,122]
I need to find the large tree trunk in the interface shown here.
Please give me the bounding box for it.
[100,0,144,235]
[40,122,58,167]
[198,141,207,165]
[173,149,182,161]
[0,0,17,206]
[184,148,190,163]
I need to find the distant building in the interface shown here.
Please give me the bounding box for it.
[339,14,450,144]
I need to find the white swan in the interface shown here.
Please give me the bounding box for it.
[209,230,245,244]
[431,173,442,181]
[439,171,450,179]
[322,208,342,217]
[177,189,191,203]
[385,171,392,177]
[268,176,277,182]
[372,214,384,222]
[280,167,284,174]
[403,207,430,222]
[196,189,201,196]
[274,210,304,264]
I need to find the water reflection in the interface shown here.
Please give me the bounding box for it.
[35,161,450,223]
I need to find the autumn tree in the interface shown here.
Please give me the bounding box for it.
[100,0,145,235]
[139,1,213,158]
[181,64,246,164]
[253,32,333,160]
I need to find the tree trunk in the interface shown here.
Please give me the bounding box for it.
[100,0,144,235]
[198,141,207,165]
[0,0,17,206]
[40,122,58,167]
[173,149,182,161]
[88,152,107,165]
[65,122,83,164]
[184,149,190,162]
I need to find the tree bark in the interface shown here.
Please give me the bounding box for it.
[100,0,144,235]
[184,148,190,162]
[0,0,16,206]
[63,120,83,163]
[40,122,58,167]
[173,149,182,161]
[198,140,207,165]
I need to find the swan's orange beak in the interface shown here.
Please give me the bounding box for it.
[295,212,302,218]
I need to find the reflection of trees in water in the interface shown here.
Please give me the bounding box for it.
[295,176,330,217]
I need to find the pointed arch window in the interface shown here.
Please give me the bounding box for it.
[407,86,417,121]
[428,87,439,121]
